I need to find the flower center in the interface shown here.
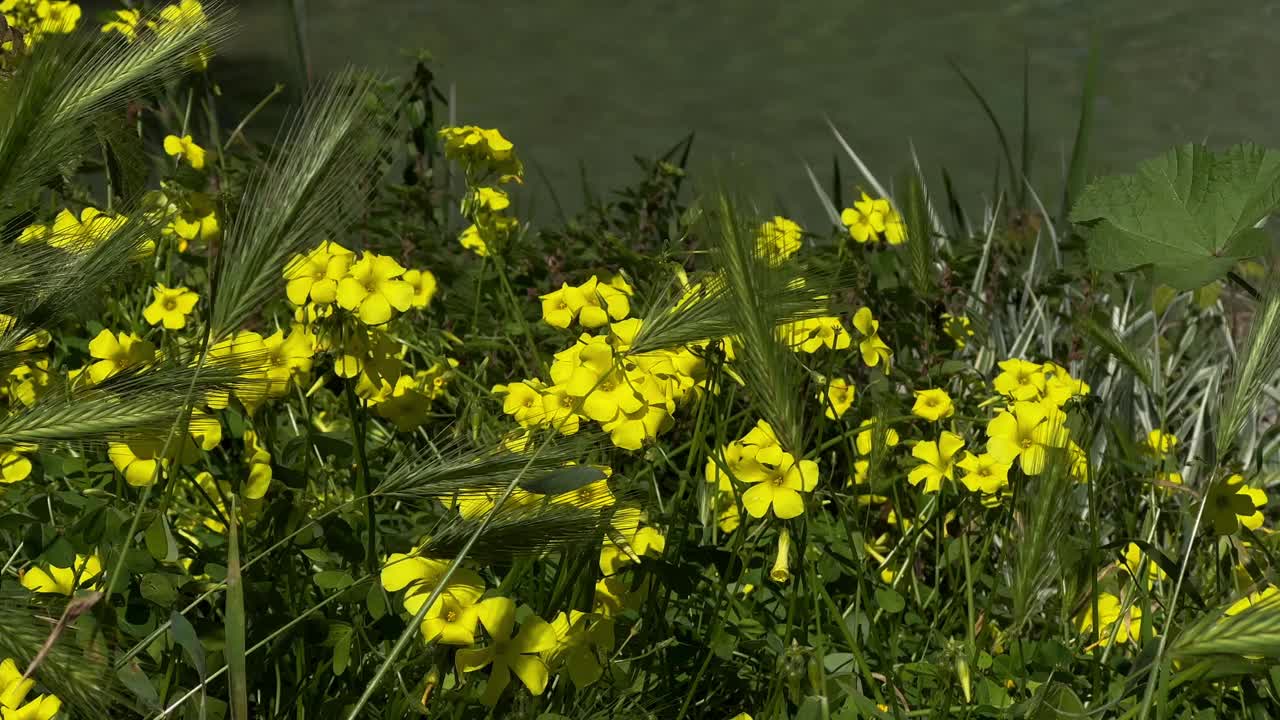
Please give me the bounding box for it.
[163,298,177,311]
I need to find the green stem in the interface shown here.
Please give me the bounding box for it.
[345,381,375,577]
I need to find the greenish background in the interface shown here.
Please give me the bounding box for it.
[211,1,1280,221]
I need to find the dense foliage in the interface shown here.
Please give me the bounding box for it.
[4,3,1280,720]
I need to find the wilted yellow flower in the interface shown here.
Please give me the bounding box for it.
[941,313,973,348]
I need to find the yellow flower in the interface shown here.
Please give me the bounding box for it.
[1206,474,1267,535]
[852,307,892,372]
[108,437,170,487]
[992,359,1046,401]
[542,611,614,689]
[87,329,155,383]
[0,658,61,720]
[1226,586,1280,616]
[1040,362,1090,406]
[20,553,101,595]
[941,313,973,348]
[169,193,220,251]
[35,0,79,34]
[284,241,354,306]
[574,276,630,328]
[49,207,127,252]
[911,388,954,422]
[468,186,510,213]
[855,419,900,456]
[337,252,414,325]
[143,284,199,329]
[438,125,523,182]
[907,431,965,493]
[1121,542,1167,584]
[459,223,490,256]
[240,430,272,500]
[163,134,206,169]
[840,193,886,243]
[883,205,906,245]
[420,574,486,646]
[156,0,206,34]
[739,450,819,520]
[1146,429,1178,457]
[780,316,851,353]
[0,446,32,485]
[262,327,314,397]
[820,377,855,419]
[455,598,557,706]
[540,283,582,329]
[101,8,140,40]
[956,452,1010,494]
[756,216,802,262]
[985,401,1068,475]
[1076,592,1141,648]
[403,269,437,309]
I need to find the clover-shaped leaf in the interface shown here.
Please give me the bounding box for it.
[1071,143,1280,289]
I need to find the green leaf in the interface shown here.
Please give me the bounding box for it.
[874,588,905,614]
[139,573,176,606]
[144,513,179,563]
[314,570,355,590]
[117,660,161,710]
[328,623,353,677]
[1071,143,1280,290]
[170,610,209,719]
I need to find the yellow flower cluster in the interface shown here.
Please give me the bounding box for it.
[0,657,60,720]
[756,216,803,263]
[359,358,456,432]
[439,126,523,256]
[540,274,632,329]
[381,536,621,705]
[705,420,820,521]
[1,0,80,47]
[0,319,48,485]
[496,315,703,451]
[143,188,220,253]
[840,192,906,245]
[964,359,1089,500]
[18,207,136,255]
[285,241,436,327]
